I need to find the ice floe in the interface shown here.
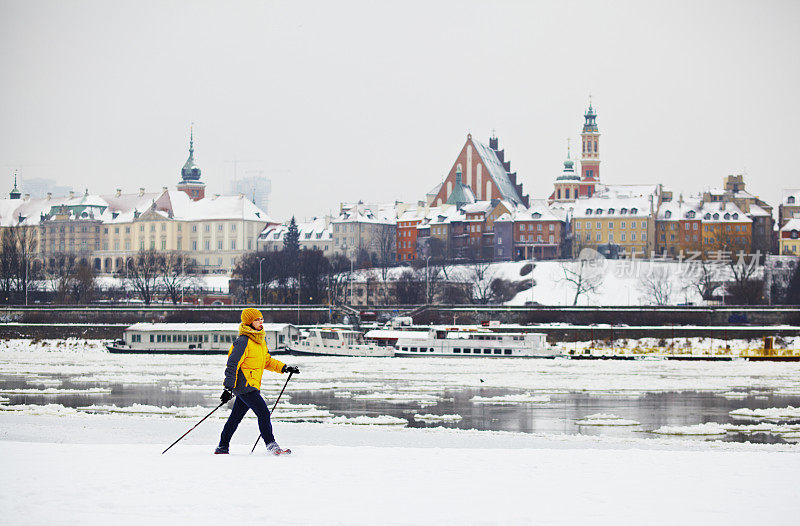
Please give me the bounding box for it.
[0,387,111,395]
[729,406,800,420]
[328,415,407,426]
[470,393,550,404]
[651,423,728,435]
[575,413,641,426]
[413,414,463,422]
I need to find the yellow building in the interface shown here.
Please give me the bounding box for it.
[571,195,656,258]
[780,219,800,255]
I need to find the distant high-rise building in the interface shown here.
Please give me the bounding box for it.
[20,177,73,199]
[229,176,271,214]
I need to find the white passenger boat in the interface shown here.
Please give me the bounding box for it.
[391,327,556,358]
[287,327,394,357]
[106,323,300,354]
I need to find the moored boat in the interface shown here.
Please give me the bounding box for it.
[287,327,394,357]
[106,323,300,354]
[392,327,556,358]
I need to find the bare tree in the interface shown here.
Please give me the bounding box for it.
[374,225,396,299]
[467,259,495,304]
[0,225,39,304]
[161,252,197,304]
[557,248,605,306]
[726,252,764,305]
[682,257,723,302]
[127,249,162,305]
[638,265,673,305]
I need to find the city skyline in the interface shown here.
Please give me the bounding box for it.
[1,0,798,222]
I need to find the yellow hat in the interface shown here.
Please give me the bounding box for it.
[241,308,263,326]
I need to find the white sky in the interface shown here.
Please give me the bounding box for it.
[1,0,798,222]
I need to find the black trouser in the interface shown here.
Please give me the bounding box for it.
[218,389,275,448]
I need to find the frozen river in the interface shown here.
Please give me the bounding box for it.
[2,339,800,443]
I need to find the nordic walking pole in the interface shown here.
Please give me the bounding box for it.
[250,372,293,454]
[162,400,226,454]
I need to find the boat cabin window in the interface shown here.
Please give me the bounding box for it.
[214,335,218,343]
[483,349,491,354]
[435,330,446,339]
[410,347,417,352]
[453,348,461,353]
[463,349,470,354]
[504,350,512,355]
[494,349,502,355]
[150,335,154,342]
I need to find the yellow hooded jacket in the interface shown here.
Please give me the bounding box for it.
[223,324,285,394]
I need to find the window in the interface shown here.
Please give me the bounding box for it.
[576,222,581,230]
[537,224,542,231]
[585,222,591,229]
[139,225,144,232]
[204,224,210,232]
[621,233,626,242]
[608,221,614,229]
[204,241,210,250]
[596,233,601,241]
[231,240,236,250]
[632,233,637,241]
[596,222,601,229]
[608,233,614,242]
[231,223,236,232]
[642,233,647,241]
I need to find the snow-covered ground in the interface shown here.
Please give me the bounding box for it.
[1,413,799,525]
[2,339,800,524]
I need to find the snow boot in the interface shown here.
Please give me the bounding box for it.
[265,441,291,455]
[214,446,229,455]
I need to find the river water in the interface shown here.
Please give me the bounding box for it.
[2,372,799,444]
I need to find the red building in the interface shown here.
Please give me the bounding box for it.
[431,134,528,208]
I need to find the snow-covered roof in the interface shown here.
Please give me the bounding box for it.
[781,189,800,206]
[260,216,332,242]
[595,184,661,199]
[657,198,703,221]
[747,204,771,217]
[698,201,751,223]
[572,194,654,219]
[333,202,396,224]
[462,201,493,215]
[512,199,564,222]
[781,218,800,232]
[472,139,524,205]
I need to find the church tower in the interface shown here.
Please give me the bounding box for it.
[9,171,21,199]
[580,98,600,189]
[550,139,581,203]
[177,124,205,201]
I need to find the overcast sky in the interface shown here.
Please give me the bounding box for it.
[1,0,798,221]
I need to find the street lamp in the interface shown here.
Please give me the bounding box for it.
[258,257,266,305]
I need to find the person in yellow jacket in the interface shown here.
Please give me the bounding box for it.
[215,308,299,455]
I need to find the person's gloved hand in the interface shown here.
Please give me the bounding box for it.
[283,365,300,375]
[220,389,232,403]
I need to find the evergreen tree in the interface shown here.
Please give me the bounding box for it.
[283,216,300,254]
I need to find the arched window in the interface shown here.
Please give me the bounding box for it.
[789,196,796,204]
[732,213,738,220]
[557,189,561,199]
[620,208,628,215]
[608,208,615,215]
[630,208,638,215]
[665,211,672,219]
[565,188,570,199]
[595,208,603,215]
[713,213,719,220]
[532,213,541,219]
[585,209,592,215]
[687,211,695,218]
[724,213,730,220]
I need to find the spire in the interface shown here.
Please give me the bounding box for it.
[567,137,571,159]
[583,96,598,133]
[9,170,21,199]
[180,123,202,182]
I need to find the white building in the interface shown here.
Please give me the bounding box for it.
[258,216,333,253]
